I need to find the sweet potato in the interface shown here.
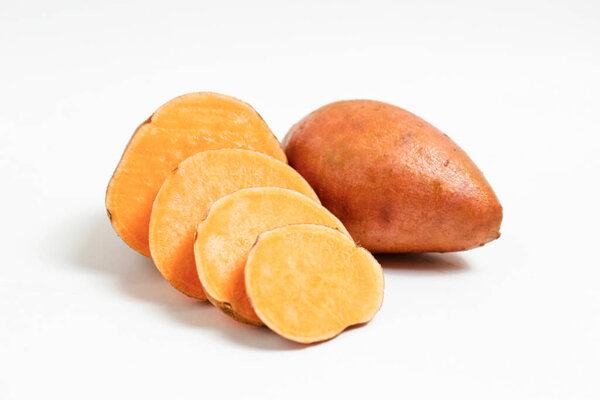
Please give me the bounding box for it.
[283,100,502,253]
[194,187,349,325]
[245,224,384,343]
[149,149,319,300]
[106,92,286,256]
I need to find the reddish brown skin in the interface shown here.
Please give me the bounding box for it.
[283,100,502,253]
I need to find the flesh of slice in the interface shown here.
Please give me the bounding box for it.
[149,149,319,300]
[245,224,384,343]
[194,187,349,325]
[106,92,286,257]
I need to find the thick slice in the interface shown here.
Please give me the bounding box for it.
[149,149,319,300]
[245,224,384,343]
[194,187,349,325]
[106,92,286,256]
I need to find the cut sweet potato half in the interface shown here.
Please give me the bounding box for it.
[149,149,319,300]
[194,187,349,325]
[245,224,384,343]
[106,92,286,257]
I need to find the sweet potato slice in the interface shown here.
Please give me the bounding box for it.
[194,187,349,325]
[106,92,286,256]
[149,149,319,300]
[245,224,384,343]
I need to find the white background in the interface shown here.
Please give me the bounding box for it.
[1,0,599,399]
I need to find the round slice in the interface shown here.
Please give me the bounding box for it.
[149,149,319,300]
[106,92,286,257]
[245,224,384,343]
[194,187,349,325]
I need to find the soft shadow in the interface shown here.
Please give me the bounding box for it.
[376,253,471,274]
[61,210,303,351]
[166,301,305,350]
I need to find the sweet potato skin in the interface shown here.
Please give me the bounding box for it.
[283,100,502,253]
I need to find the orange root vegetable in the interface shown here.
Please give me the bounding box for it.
[245,224,384,343]
[149,149,319,300]
[106,92,286,256]
[284,100,502,253]
[194,187,349,325]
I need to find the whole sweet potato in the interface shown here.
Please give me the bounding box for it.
[283,100,502,253]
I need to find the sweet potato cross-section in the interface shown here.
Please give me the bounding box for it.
[106,92,286,256]
[245,224,384,343]
[149,149,319,300]
[194,187,349,325]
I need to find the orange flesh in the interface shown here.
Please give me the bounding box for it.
[149,150,319,300]
[245,224,384,343]
[194,188,349,325]
[106,92,286,256]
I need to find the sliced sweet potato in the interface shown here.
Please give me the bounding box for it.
[245,224,384,343]
[194,187,349,325]
[149,149,319,300]
[106,92,286,257]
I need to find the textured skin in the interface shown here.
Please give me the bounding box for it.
[245,224,384,344]
[106,92,286,257]
[283,100,502,253]
[194,187,349,325]
[149,149,318,300]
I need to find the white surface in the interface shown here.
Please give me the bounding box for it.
[1,1,599,399]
